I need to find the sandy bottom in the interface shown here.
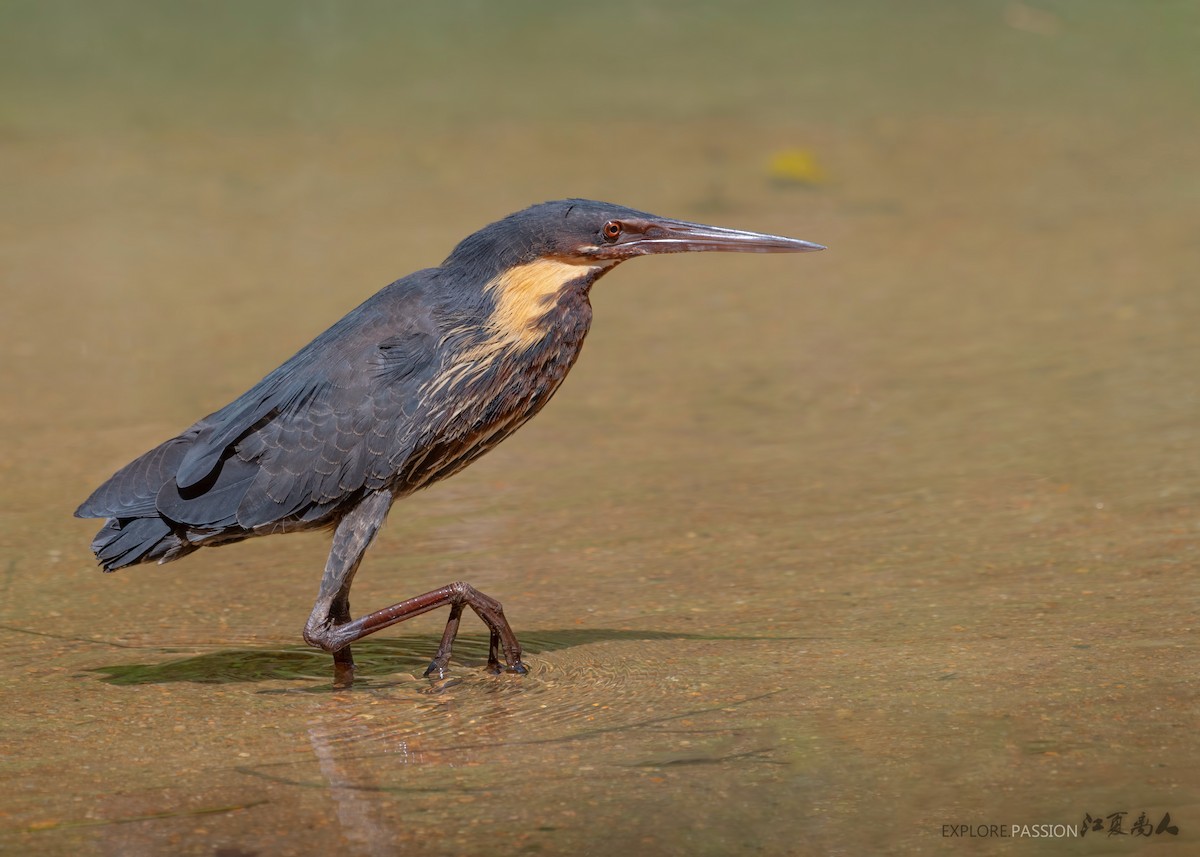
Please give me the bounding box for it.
[2,6,1198,854]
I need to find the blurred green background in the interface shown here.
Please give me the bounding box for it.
[5,0,1198,129]
[2,2,1198,855]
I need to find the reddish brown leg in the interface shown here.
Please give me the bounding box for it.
[319,582,526,675]
[329,590,356,688]
[425,603,464,678]
[303,492,526,685]
[332,645,356,688]
[487,628,503,673]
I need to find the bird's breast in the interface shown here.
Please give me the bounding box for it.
[401,260,604,491]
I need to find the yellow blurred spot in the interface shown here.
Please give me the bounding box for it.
[1004,2,1061,37]
[768,148,826,185]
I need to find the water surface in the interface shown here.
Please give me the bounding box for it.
[2,3,1198,855]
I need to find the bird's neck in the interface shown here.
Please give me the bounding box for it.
[424,258,611,403]
[479,257,613,352]
[401,262,607,493]
[451,256,612,368]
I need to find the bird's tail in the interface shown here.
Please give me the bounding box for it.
[89,516,196,572]
[76,434,198,571]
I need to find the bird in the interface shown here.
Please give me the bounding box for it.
[75,199,824,685]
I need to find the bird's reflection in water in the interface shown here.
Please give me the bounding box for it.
[302,676,526,854]
[308,719,391,857]
[231,642,787,854]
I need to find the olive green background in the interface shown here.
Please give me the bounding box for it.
[2,2,1197,854]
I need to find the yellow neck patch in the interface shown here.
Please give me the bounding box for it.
[483,257,607,350]
[424,257,609,402]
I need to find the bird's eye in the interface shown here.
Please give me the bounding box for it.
[602,220,623,242]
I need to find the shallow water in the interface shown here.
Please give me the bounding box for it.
[2,3,1199,855]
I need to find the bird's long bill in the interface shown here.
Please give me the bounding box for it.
[624,218,825,255]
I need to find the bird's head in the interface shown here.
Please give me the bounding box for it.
[442,198,823,279]
[435,200,824,365]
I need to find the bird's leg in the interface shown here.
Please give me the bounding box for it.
[304,492,390,687]
[425,602,464,679]
[331,646,356,688]
[424,605,505,676]
[325,581,526,676]
[303,491,527,682]
[329,590,355,689]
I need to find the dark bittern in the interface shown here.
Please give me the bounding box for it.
[75,199,823,684]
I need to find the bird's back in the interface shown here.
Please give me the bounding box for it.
[76,264,596,571]
[76,272,444,568]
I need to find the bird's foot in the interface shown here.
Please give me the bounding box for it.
[423,644,527,678]
[485,628,527,675]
